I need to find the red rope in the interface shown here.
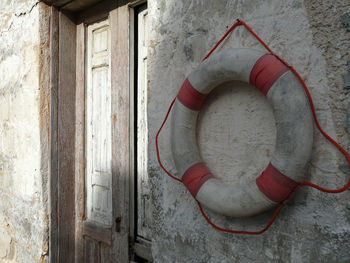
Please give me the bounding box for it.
[202,20,244,61]
[197,201,287,235]
[155,19,350,234]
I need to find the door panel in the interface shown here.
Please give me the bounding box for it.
[74,3,147,262]
[137,4,152,241]
[56,2,133,262]
[86,19,113,227]
[81,5,131,262]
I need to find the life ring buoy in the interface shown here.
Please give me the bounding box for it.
[171,48,313,217]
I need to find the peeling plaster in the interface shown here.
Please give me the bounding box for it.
[0,0,50,262]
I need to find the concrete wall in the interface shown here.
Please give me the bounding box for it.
[148,0,350,262]
[0,1,50,262]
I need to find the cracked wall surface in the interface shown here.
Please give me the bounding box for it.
[148,0,350,262]
[0,0,50,262]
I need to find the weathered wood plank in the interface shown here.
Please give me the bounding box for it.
[100,242,112,261]
[61,0,100,12]
[49,6,59,263]
[76,0,118,25]
[136,5,152,240]
[134,240,152,262]
[83,221,112,246]
[57,11,77,262]
[42,0,72,7]
[128,5,136,243]
[84,236,100,263]
[74,22,86,263]
[43,0,102,10]
[110,5,130,262]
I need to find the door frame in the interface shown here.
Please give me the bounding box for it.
[129,2,153,261]
[49,0,150,262]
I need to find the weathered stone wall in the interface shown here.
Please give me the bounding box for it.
[0,1,50,262]
[148,0,350,262]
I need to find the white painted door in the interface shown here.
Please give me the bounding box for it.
[86,19,112,227]
[77,6,131,262]
[137,6,152,240]
[83,7,151,260]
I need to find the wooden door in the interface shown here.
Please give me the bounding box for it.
[75,6,131,262]
[50,1,151,262]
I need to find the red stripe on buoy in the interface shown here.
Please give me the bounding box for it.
[256,163,298,202]
[182,162,214,197]
[250,54,289,96]
[177,78,207,111]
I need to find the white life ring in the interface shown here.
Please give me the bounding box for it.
[171,48,313,217]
